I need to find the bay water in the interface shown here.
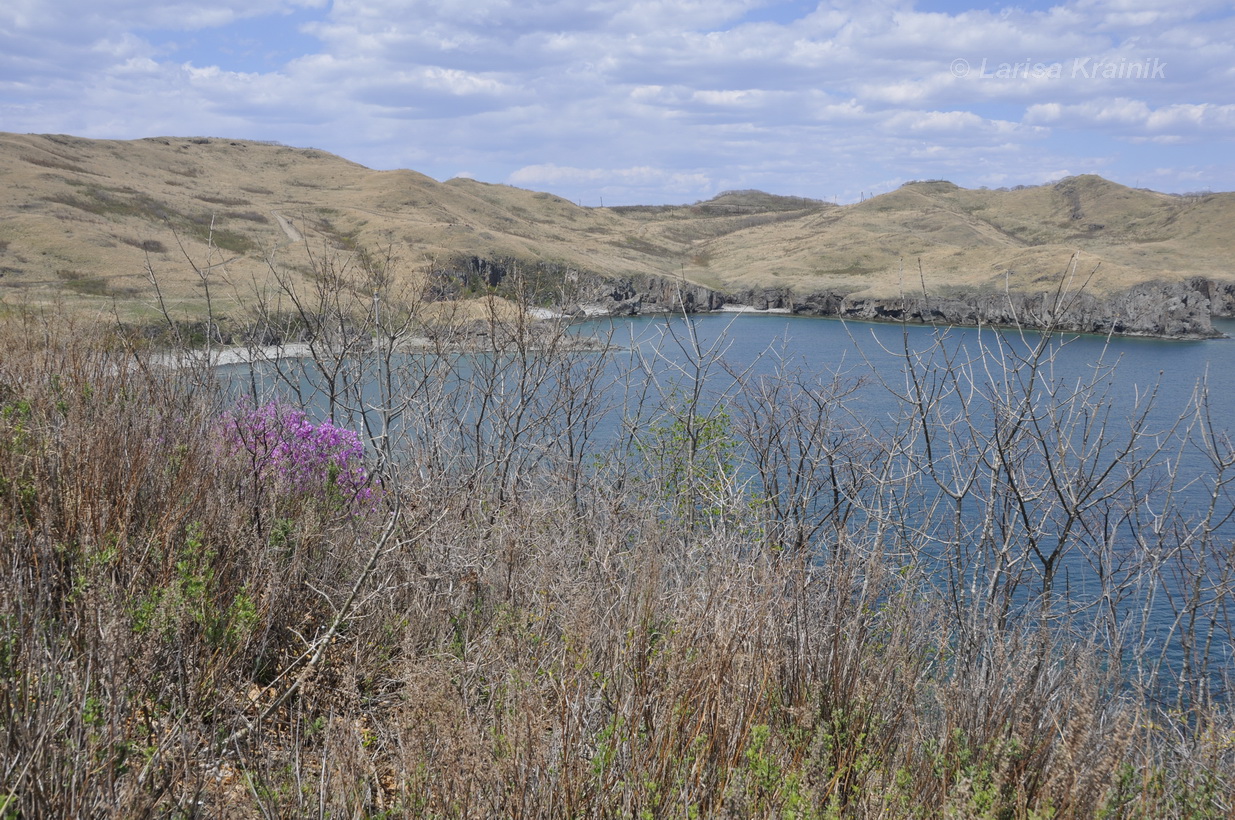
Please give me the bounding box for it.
[223,312,1235,698]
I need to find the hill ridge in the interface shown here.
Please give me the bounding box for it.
[1,132,1233,336]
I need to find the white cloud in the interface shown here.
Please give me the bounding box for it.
[1025,98,1235,138]
[885,110,1002,133]
[1,0,1233,203]
[1073,0,1234,28]
[693,89,766,107]
[509,163,711,190]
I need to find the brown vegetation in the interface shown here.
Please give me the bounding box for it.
[3,132,1235,327]
[1,252,1233,817]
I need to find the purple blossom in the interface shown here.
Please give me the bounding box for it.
[219,400,374,510]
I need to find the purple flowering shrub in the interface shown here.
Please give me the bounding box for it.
[218,400,375,514]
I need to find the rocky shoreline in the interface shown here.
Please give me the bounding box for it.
[421,255,1234,340]
[567,272,1231,340]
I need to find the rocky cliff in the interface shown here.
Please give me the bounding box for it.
[567,271,1224,339]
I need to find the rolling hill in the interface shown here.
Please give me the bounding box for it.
[2,132,1233,336]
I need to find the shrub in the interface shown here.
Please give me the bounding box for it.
[218,399,374,513]
[3,265,1234,817]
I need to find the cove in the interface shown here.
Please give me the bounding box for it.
[220,311,1235,703]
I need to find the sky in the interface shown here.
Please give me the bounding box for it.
[2,0,1233,205]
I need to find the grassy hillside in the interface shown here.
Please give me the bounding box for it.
[700,176,1235,298]
[2,132,1234,324]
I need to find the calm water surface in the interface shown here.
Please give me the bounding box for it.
[225,313,1235,693]
[600,313,1235,421]
[599,313,1235,691]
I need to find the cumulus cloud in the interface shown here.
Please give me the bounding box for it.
[883,109,1019,134]
[1025,98,1235,137]
[0,0,1233,202]
[509,163,711,188]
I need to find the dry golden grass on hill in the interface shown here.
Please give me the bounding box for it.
[2,132,1234,324]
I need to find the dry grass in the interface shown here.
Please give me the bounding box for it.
[3,133,1235,327]
[2,270,1234,817]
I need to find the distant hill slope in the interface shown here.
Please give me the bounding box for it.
[701,177,1234,299]
[1,133,1233,335]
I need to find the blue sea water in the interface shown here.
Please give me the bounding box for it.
[602,313,1235,420]
[590,313,1235,695]
[223,312,1235,697]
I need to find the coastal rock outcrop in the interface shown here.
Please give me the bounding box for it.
[575,272,725,315]
[436,256,1223,339]
[814,280,1219,339]
[580,274,1222,339]
[1201,279,1235,318]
